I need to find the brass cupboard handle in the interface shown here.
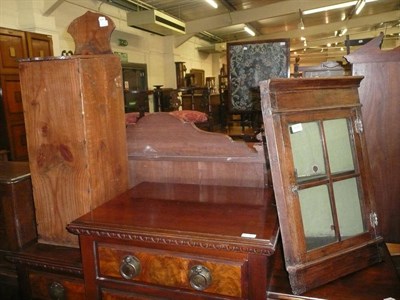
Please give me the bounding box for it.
[119,255,141,280]
[189,265,212,291]
[49,281,66,300]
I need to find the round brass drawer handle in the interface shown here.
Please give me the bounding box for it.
[189,265,212,291]
[119,255,141,280]
[49,281,65,300]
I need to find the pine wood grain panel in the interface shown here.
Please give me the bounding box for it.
[19,55,129,246]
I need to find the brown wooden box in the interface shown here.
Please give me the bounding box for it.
[19,55,129,247]
[0,161,37,251]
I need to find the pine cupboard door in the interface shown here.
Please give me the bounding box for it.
[26,32,53,58]
[0,74,27,160]
[0,28,28,74]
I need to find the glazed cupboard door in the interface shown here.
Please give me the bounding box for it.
[284,109,375,253]
[260,77,383,295]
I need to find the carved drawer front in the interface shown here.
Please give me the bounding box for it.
[29,271,85,300]
[97,244,246,298]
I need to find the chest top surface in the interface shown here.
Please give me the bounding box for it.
[0,161,31,184]
[67,182,278,255]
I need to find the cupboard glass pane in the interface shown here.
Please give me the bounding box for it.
[324,119,355,174]
[289,122,326,182]
[298,185,336,250]
[334,178,365,239]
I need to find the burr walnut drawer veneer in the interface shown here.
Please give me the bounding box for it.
[96,244,246,298]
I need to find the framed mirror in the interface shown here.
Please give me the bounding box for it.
[189,69,205,87]
[260,77,383,295]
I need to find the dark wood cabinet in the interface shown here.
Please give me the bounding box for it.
[345,35,400,244]
[67,182,279,299]
[0,161,36,251]
[122,63,148,113]
[0,27,53,161]
[0,161,36,299]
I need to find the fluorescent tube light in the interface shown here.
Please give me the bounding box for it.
[244,25,256,36]
[355,0,366,14]
[303,1,356,15]
[303,0,376,15]
[339,28,348,36]
[205,0,218,8]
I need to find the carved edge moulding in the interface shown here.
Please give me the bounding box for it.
[260,76,383,295]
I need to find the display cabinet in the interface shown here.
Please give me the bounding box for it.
[260,76,383,294]
[121,63,148,113]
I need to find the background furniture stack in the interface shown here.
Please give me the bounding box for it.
[0,27,53,161]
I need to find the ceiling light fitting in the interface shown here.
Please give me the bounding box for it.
[244,25,256,36]
[338,28,348,36]
[299,20,305,30]
[355,0,366,15]
[303,0,376,15]
[205,0,218,9]
[298,9,305,30]
[106,0,139,11]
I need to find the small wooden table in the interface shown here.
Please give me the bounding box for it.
[67,182,279,299]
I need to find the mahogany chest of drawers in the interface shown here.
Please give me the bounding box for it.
[67,182,279,299]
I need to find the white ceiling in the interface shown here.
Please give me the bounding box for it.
[104,0,400,57]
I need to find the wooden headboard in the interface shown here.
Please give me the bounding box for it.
[126,113,267,188]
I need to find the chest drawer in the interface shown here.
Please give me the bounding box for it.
[97,244,246,298]
[29,271,85,300]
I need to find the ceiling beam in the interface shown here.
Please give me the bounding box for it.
[291,26,400,50]
[237,11,400,47]
[184,0,362,34]
[43,0,65,16]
